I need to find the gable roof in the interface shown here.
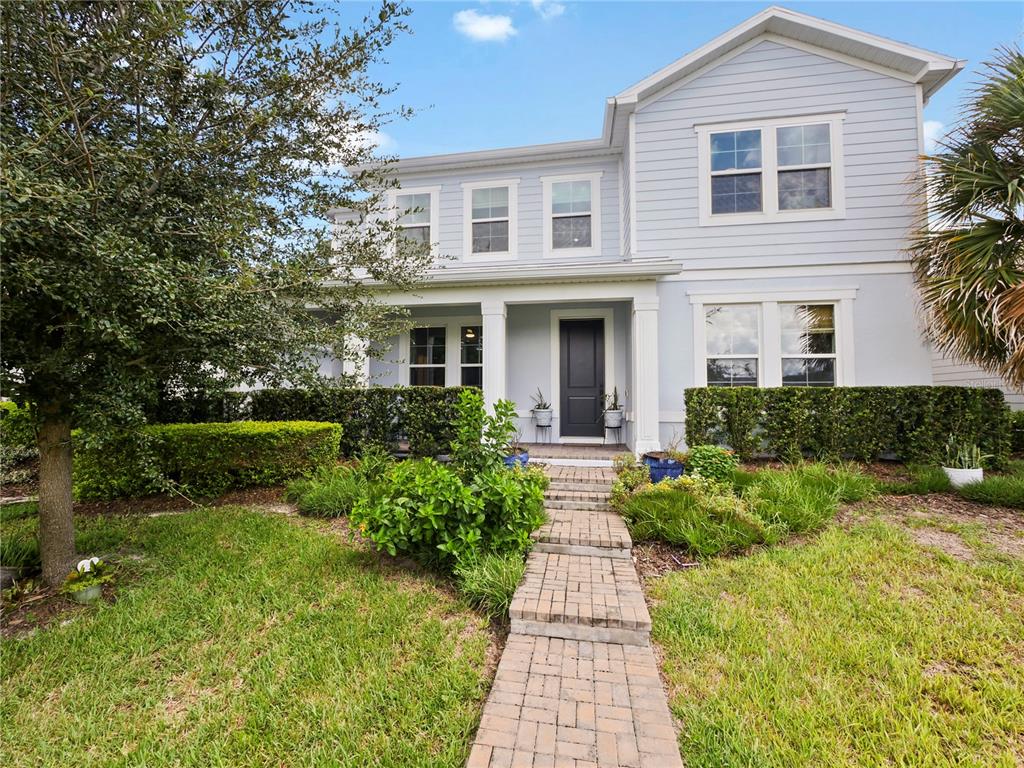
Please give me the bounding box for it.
[359,5,963,175]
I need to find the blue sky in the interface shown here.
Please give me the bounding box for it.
[361,1,1022,158]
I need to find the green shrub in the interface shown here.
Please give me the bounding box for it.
[620,478,768,557]
[74,421,342,499]
[686,445,739,484]
[285,464,367,517]
[685,386,1011,466]
[472,466,548,555]
[1011,411,1024,454]
[957,474,1024,508]
[455,551,527,621]
[147,389,247,424]
[611,453,651,509]
[0,402,35,449]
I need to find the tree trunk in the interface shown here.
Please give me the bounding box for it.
[37,414,76,586]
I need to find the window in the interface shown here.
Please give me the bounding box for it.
[409,327,445,386]
[710,129,762,215]
[777,124,831,210]
[705,304,759,387]
[460,325,483,387]
[393,187,439,253]
[781,304,836,387]
[542,173,602,257]
[462,181,518,261]
[697,114,845,225]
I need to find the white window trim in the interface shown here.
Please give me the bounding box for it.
[541,172,603,259]
[702,304,764,387]
[389,185,441,258]
[397,315,483,387]
[690,289,856,387]
[695,113,846,227]
[461,179,519,263]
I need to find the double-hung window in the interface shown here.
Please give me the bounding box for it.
[698,113,844,225]
[780,304,837,387]
[408,327,446,386]
[542,173,602,257]
[462,180,518,261]
[705,304,760,387]
[394,187,440,253]
[460,326,483,387]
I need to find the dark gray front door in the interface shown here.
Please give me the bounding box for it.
[559,319,604,438]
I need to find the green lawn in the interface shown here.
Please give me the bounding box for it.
[1,507,492,767]
[649,514,1024,767]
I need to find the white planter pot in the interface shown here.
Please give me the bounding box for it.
[604,409,623,429]
[533,409,552,427]
[942,466,983,488]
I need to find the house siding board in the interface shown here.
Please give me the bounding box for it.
[633,39,920,266]
[931,351,1024,409]
[395,157,622,262]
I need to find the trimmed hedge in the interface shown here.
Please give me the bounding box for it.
[248,386,464,457]
[685,386,1010,467]
[1011,410,1024,454]
[0,402,35,450]
[74,421,342,500]
[148,390,247,424]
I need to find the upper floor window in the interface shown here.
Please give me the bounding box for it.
[393,186,440,253]
[462,180,519,261]
[697,113,845,226]
[541,172,602,258]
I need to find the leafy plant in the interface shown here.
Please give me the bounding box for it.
[686,445,739,484]
[943,437,990,469]
[60,557,113,594]
[611,453,651,509]
[0,534,40,571]
[602,387,622,412]
[455,551,527,621]
[530,388,551,411]
[450,389,520,478]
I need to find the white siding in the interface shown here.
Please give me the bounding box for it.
[620,142,631,258]
[633,39,921,267]
[932,350,1024,409]
[395,157,623,263]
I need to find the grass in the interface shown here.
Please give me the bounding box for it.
[877,464,953,495]
[958,473,1024,509]
[649,517,1024,767]
[285,464,366,517]
[0,507,492,767]
[455,551,527,621]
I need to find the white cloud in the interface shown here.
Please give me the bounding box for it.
[531,0,565,20]
[923,120,945,153]
[453,9,517,42]
[352,128,396,152]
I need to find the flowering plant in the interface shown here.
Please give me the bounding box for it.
[60,557,113,594]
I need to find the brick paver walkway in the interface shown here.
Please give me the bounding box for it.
[467,461,683,768]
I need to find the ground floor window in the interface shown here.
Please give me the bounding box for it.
[781,304,836,387]
[460,325,483,387]
[705,304,759,386]
[409,326,446,386]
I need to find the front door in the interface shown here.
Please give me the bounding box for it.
[559,319,605,438]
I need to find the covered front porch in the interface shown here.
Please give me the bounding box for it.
[357,280,663,454]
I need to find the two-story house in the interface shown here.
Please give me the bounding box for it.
[336,6,964,454]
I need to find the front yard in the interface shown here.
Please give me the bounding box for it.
[647,495,1024,767]
[0,507,493,767]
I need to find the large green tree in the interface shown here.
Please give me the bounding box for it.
[1,1,430,585]
[911,48,1024,388]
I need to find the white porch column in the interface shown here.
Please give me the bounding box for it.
[341,334,370,385]
[632,298,661,455]
[482,300,507,411]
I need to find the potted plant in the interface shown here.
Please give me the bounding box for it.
[941,437,989,488]
[504,428,529,468]
[602,387,623,429]
[642,445,687,483]
[61,557,113,605]
[530,388,553,427]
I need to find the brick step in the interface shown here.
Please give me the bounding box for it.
[545,499,611,512]
[545,489,611,503]
[546,481,614,493]
[510,552,651,647]
[534,507,632,551]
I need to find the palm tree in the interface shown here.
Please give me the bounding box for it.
[910,47,1024,387]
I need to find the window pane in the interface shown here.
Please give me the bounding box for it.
[461,325,482,364]
[707,358,758,387]
[410,367,446,386]
[400,225,430,245]
[711,173,762,214]
[552,215,592,249]
[776,124,831,167]
[471,187,509,219]
[410,326,445,365]
[461,366,482,388]
[471,220,509,253]
[782,358,835,387]
[397,193,431,225]
[706,305,759,355]
[781,304,835,355]
[778,169,831,210]
[552,181,591,214]
[710,129,762,171]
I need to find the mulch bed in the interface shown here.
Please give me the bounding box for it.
[2,580,121,639]
[632,541,699,580]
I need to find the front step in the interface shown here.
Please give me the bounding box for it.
[545,488,610,502]
[544,499,611,512]
[509,551,651,646]
[547,480,613,494]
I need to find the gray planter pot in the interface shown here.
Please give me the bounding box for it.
[604,409,624,429]
[69,584,103,605]
[533,408,553,427]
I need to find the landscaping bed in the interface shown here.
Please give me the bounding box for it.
[1,507,494,766]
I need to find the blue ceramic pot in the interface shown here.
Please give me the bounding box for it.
[503,451,530,468]
[642,454,684,483]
